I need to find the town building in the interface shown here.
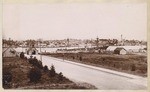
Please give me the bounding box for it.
[106,45,146,54]
[25,45,38,55]
[114,47,127,55]
[3,47,17,57]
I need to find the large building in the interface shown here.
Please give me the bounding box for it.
[25,45,38,55]
[106,45,146,54]
[3,47,17,57]
[114,47,127,55]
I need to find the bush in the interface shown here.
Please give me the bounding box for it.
[72,56,75,60]
[43,65,49,72]
[28,57,43,69]
[138,65,147,73]
[28,56,34,64]
[131,64,136,71]
[3,67,12,87]
[49,65,56,77]
[20,52,25,59]
[3,72,12,86]
[24,56,27,60]
[58,72,63,81]
[37,60,43,69]
[28,67,42,83]
[79,56,82,61]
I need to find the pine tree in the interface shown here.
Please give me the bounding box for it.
[28,67,42,83]
[58,72,63,81]
[20,52,25,59]
[43,65,49,72]
[49,65,56,77]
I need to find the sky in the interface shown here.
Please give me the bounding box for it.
[3,3,147,41]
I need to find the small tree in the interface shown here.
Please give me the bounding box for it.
[36,60,43,69]
[131,64,136,71]
[28,56,33,64]
[49,65,56,77]
[3,69,12,87]
[28,57,43,69]
[79,56,82,61]
[58,72,63,81]
[20,52,25,59]
[72,56,75,60]
[28,67,42,83]
[43,65,49,72]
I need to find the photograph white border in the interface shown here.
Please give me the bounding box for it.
[0,0,149,92]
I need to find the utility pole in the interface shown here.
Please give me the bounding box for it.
[66,38,69,52]
[38,39,42,62]
[67,38,69,48]
[40,41,42,61]
[22,44,23,52]
[96,36,99,48]
[121,34,124,46]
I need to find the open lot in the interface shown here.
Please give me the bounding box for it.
[46,53,147,77]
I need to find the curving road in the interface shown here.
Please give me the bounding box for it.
[25,55,147,90]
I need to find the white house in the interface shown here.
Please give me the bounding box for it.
[3,47,17,57]
[106,46,118,51]
[25,47,38,55]
[106,46,146,53]
[114,47,127,55]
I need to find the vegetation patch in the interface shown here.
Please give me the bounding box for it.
[3,53,96,89]
[46,52,147,77]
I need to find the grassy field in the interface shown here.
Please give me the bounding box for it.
[46,52,147,77]
[2,57,96,89]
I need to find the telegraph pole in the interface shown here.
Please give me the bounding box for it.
[38,39,42,62]
[22,44,23,52]
[96,36,99,48]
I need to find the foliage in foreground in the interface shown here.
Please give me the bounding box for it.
[28,66,42,83]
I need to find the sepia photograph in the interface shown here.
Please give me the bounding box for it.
[1,0,148,90]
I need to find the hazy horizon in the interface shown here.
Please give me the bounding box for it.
[3,3,147,41]
[2,37,147,42]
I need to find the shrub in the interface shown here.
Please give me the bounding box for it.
[138,65,147,73]
[3,67,12,87]
[49,65,56,77]
[28,56,33,64]
[3,72,12,86]
[79,56,82,61]
[20,52,25,59]
[131,64,136,71]
[37,60,43,69]
[58,72,63,81]
[24,56,27,60]
[28,67,42,83]
[72,56,75,60]
[43,65,49,72]
[28,57,43,69]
